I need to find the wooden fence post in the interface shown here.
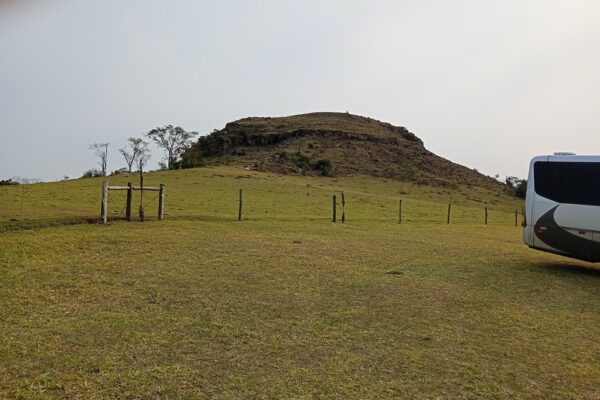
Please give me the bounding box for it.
[447,203,451,224]
[100,181,108,224]
[398,199,403,224]
[341,192,346,223]
[238,189,243,221]
[332,195,337,222]
[158,184,165,221]
[139,170,145,222]
[514,209,518,227]
[484,207,488,225]
[126,182,133,221]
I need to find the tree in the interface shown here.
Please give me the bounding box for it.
[119,137,150,173]
[0,178,19,186]
[506,176,527,199]
[11,176,42,184]
[90,143,110,176]
[146,125,197,170]
[514,179,527,199]
[136,142,151,172]
[136,143,151,222]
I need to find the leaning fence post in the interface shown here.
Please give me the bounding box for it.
[332,195,337,222]
[484,207,488,225]
[341,191,346,223]
[398,199,403,224]
[238,189,243,221]
[447,203,451,224]
[126,182,133,221]
[158,184,165,221]
[100,181,108,224]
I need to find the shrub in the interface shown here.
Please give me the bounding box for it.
[253,160,266,172]
[81,169,102,178]
[294,153,311,171]
[313,159,333,176]
[406,165,418,179]
[383,165,398,178]
[0,179,19,186]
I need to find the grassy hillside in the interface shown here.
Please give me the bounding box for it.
[185,112,505,189]
[1,167,599,398]
[0,166,521,230]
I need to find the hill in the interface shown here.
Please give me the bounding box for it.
[184,112,502,190]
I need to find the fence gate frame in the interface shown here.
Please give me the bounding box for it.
[100,181,164,224]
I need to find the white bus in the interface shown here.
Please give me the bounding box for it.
[523,154,600,262]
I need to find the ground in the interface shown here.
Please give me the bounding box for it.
[1,168,599,399]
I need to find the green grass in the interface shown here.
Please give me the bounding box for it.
[0,166,521,230]
[1,167,599,398]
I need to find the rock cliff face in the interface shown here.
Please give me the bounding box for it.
[183,112,501,189]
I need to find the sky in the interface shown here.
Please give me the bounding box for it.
[1,0,600,181]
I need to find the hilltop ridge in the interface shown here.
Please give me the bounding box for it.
[183,112,501,190]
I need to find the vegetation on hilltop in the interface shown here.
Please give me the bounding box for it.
[183,112,505,190]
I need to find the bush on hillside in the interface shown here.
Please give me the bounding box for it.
[294,153,311,172]
[313,159,333,176]
[82,169,103,178]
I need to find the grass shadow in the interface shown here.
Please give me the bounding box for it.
[535,262,600,277]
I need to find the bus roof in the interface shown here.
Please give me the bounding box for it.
[530,154,600,163]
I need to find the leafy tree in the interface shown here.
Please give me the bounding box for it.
[119,137,150,173]
[506,176,527,199]
[90,143,109,176]
[514,179,527,199]
[146,125,197,170]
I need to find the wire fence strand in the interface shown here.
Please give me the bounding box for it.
[0,177,524,230]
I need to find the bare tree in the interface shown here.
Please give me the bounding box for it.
[146,125,197,170]
[119,137,149,173]
[136,142,151,173]
[11,176,42,184]
[90,143,110,176]
[137,143,151,222]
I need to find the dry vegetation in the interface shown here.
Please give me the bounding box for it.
[187,112,504,189]
[1,166,599,398]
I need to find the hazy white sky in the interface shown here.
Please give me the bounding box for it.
[1,0,599,181]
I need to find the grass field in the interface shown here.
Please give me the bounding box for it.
[1,167,599,399]
[0,166,521,230]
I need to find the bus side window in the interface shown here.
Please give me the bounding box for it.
[535,161,600,206]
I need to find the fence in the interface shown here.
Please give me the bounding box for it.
[0,174,524,231]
